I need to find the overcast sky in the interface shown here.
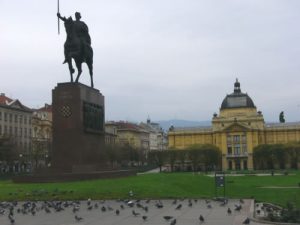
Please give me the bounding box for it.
[1,0,300,123]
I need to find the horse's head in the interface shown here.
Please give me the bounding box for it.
[64,17,74,35]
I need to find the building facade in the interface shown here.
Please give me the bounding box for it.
[105,121,118,146]
[168,80,300,170]
[105,121,150,150]
[139,117,168,151]
[31,104,52,167]
[0,93,33,170]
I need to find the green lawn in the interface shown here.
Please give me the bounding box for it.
[0,172,299,208]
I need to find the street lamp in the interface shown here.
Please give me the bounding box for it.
[19,154,23,173]
[45,154,50,167]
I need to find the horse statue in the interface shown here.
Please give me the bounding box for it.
[57,12,94,88]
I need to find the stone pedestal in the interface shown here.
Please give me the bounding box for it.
[52,82,105,172]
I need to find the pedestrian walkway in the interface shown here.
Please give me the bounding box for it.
[0,199,268,225]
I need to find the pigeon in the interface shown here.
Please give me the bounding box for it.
[235,204,242,211]
[8,214,15,224]
[87,198,91,206]
[227,207,232,215]
[143,206,148,212]
[243,217,250,224]
[172,199,177,205]
[175,204,182,210]
[75,215,83,221]
[9,209,14,217]
[170,218,177,225]
[142,215,147,221]
[155,202,163,208]
[45,207,51,213]
[240,199,244,204]
[132,210,140,216]
[220,199,227,206]
[72,206,80,213]
[127,201,134,207]
[120,205,124,209]
[87,205,93,210]
[207,204,212,209]
[163,216,173,221]
[199,215,204,223]
[205,199,211,204]
[136,203,143,208]
[101,206,106,212]
[115,209,120,215]
[9,217,15,224]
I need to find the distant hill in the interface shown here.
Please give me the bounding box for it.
[155,119,211,131]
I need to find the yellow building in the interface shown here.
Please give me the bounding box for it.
[105,121,150,150]
[168,79,300,170]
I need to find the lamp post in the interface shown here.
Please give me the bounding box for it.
[45,154,49,167]
[19,154,23,173]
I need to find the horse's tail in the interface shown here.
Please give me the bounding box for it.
[85,45,93,64]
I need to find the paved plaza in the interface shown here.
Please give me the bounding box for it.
[0,199,269,225]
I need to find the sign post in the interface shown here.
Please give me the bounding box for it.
[215,172,225,198]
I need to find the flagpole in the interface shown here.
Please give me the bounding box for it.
[57,0,60,34]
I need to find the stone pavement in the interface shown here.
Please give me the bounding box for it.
[0,199,267,225]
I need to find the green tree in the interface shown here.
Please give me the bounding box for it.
[285,143,300,169]
[177,150,187,171]
[254,143,300,170]
[148,150,166,172]
[201,144,222,171]
[186,144,221,172]
[272,144,286,169]
[253,144,272,170]
[166,149,178,172]
[187,145,202,172]
[104,144,120,169]
[31,140,47,170]
[0,137,15,163]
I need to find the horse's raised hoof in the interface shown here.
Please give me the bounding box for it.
[71,68,75,74]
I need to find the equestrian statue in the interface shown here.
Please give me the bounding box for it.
[57,12,94,88]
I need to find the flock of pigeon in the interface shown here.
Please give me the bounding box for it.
[0,197,252,225]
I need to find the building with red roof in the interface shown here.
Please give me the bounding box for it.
[0,93,33,171]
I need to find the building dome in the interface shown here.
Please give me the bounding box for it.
[220,79,255,109]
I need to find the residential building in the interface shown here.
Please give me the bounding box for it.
[105,121,118,145]
[31,103,52,167]
[0,93,32,169]
[168,79,300,170]
[105,121,150,150]
[139,117,167,151]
